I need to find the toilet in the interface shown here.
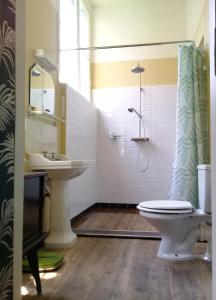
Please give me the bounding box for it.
[137,165,211,261]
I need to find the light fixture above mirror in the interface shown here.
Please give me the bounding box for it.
[34,49,58,72]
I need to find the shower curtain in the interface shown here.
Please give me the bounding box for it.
[168,43,209,208]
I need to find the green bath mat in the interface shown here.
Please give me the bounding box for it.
[23,250,64,272]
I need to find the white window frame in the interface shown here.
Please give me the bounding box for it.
[59,0,91,100]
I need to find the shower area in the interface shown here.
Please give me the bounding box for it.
[69,41,180,237]
[61,0,209,238]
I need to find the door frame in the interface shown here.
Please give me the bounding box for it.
[13,1,26,299]
[13,0,216,299]
[209,0,216,299]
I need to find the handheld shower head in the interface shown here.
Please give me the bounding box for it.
[127,107,142,119]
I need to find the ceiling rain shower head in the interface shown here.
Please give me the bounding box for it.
[131,62,145,73]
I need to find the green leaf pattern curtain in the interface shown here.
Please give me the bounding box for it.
[169,44,209,208]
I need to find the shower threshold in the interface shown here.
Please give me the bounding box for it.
[72,228,161,239]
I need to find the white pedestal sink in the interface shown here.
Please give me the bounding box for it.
[28,153,95,249]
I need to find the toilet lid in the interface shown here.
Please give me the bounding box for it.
[138,200,194,214]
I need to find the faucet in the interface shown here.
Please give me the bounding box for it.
[50,152,56,160]
[42,151,57,160]
[42,151,49,158]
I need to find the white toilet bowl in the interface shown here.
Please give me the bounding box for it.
[137,165,212,261]
[137,200,211,260]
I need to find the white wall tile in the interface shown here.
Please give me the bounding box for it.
[25,117,57,154]
[66,86,98,218]
[26,84,177,216]
[93,85,177,204]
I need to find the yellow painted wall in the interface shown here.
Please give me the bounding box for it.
[92,0,186,62]
[25,0,59,114]
[91,1,182,88]
[185,0,207,44]
[25,0,58,100]
[185,0,210,151]
[25,0,65,152]
[92,58,178,89]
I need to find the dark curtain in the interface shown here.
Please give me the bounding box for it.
[0,0,16,299]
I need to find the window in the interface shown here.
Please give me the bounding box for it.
[59,0,90,100]
[79,1,90,99]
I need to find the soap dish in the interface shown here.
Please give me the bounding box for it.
[131,137,150,142]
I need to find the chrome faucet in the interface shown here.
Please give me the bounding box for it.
[42,151,49,158]
[50,152,56,160]
[42,151,57,160]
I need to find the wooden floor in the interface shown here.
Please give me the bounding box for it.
[22,237,211,300]
[23,209,212,299]
[71,208,156,232]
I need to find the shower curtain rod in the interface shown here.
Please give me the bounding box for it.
[61,40,193,51]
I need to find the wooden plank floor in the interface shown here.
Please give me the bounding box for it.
[72,208,156,232]
[22,237,211,300]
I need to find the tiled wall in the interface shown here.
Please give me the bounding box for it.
[93,85,177,204]
[25,117,58,154]
[26,84,176,217]
[66,86,98,218]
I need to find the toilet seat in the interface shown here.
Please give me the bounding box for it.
[137,200,194,214]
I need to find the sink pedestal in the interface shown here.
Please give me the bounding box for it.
[45,180,77,249]
[27,153,95,248]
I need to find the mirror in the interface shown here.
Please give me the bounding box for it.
[29,63,55,115]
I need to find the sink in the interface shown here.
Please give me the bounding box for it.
[27,153,95,249]
[28,153,95,179]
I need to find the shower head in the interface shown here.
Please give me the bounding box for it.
[32,69,41,77]
[128,107,142,119]
[131,63,145,73]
